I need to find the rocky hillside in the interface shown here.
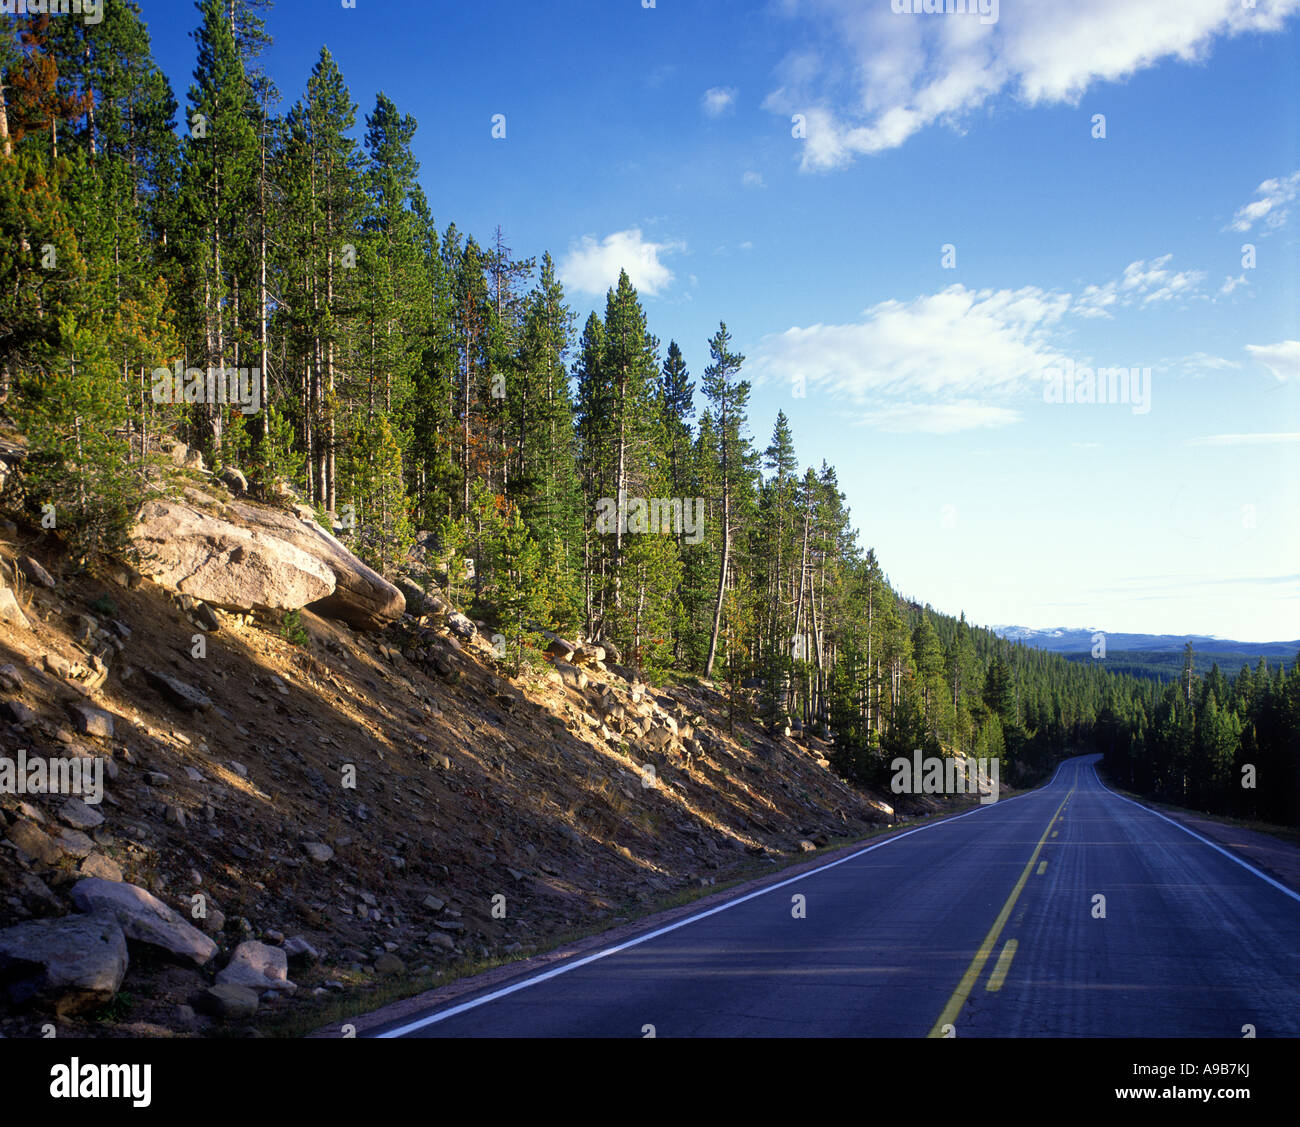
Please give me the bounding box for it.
[0,456,936,1037]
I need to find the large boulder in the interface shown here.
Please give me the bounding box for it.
[227,501,405,630]
[0,914,128,1015]
[129,496,405,631]
[69,878,217,967]
[129,499,336,615]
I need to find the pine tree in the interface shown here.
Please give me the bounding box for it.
[492,510,547,677]
[340,407,411,576]
[660,339,695,497]
[700,321,752,678]
[177,0,258,457]
[516,253,582,629]
[448,237,492,521]
[359,91,429,432]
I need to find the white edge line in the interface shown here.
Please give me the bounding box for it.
[1092,764,1300,905]
[373,758,1077,1037]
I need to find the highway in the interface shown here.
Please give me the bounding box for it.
[369,755,1300,1037]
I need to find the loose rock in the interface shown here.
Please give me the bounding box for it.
[80,853,123,882]
[0,914,128,1015]
[145,669,213,712]
[0,588,28,630]
[69,878,218,966]
[216,941,297,995]
[300,841,333,863]
[17,557,55,589]
[196,983,259,1019]
[59,798,106,831]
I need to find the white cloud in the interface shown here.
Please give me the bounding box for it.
[1227,170,1300,233]
[746,247,1250,433]
[1075,254,1206,317]
[1219,274,1249,296]
[1186,432,1300,446]
[1118,255,1206,303]
[742,170,765,189]
[749,284,1072,431]
[748,256,1224,433]
[765,0,1300,170]
[1245,340,1300,382]
[558,229,680,297]
[702,87,738,117]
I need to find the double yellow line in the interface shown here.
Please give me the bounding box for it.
[926,785,1072,1036]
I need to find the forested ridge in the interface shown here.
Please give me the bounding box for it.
[1,2,1296,823]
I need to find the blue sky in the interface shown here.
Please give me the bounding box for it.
[138,0,1300,642]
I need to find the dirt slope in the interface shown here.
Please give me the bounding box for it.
[0,492,938,1037]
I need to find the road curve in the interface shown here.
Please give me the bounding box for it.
[369,754,1300,1037]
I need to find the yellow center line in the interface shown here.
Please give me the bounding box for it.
[926,786,1073,1037]
[1036,860,1047,875]
[986,939,1018,992]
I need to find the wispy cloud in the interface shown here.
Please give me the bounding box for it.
[1076,254,1206,317]
[764,1,1300,170]
[701,86,738,118]
[558,228,681,297]
[1226,170,1300,233]
[1245,340,1300,382]
[741,170,765,189]
[749,283,1072,431]
[1159,351,1242,376]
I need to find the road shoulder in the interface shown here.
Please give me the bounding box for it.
[1098,772,1300,895]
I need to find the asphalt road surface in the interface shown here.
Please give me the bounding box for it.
[371,754,1300,1037]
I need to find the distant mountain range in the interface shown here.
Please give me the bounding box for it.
[991,626,1300,658]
